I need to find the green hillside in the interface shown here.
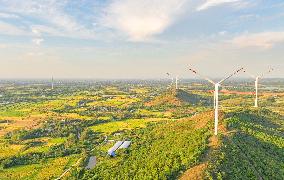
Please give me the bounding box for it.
[146,89,211,107]
[206,109,284,179]
[80,112,213,179]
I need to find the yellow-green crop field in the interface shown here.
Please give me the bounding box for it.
[90,118,171,134]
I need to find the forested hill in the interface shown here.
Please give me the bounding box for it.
[146,89,211,106]
[80,111,213,179]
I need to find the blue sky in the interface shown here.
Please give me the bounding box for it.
[0,0,283,79]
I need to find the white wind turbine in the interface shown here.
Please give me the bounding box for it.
[243,67,274,107]
[175,75,179,90]
[188,67,244,135]
[166,73,179,89]
[51,76,54,90]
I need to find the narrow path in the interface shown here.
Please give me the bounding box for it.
[179,113,226,180]
[179,135,220,180]
[180,110,265,180]
[55,158,82,180]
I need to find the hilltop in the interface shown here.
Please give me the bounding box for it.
[145,88,211,106]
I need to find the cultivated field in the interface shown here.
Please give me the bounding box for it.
[0,79,283,179]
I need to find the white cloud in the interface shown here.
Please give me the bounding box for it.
[0,0,96,39]
[0,20,27,35]
[0,1,76,30]
[31,25,64,37]
[239,14,259,20]
[218,31,227,35]
[101,0,186,41]
[32,38,44,45]
[32,28,41,36]
[0,12,19,19]
[232,31,284,48]
[31,26,44,46]
[196,0,241,11]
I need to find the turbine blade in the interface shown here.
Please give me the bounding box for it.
[243,69,256,79]
[218,67,244,84]
[259,67,274,79]
[188,67,215,85]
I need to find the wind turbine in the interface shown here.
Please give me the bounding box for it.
[51,76,54,90]
[175,75,179,90]
[243,67,273,107]
[188,67,244,135]
[166,73,179,89]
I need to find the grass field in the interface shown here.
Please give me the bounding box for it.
[0,154,79,180]
[90,118,171,134]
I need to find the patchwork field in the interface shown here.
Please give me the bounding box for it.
[0,79,283,179]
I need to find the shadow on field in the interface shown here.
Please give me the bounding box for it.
[225,109,283,129]
[227,110,284,138]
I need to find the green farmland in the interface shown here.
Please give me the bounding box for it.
[0,79,283,179]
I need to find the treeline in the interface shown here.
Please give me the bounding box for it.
[4,119,107,141]
[2,143,81,168]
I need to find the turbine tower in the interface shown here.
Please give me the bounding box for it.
[188,67,243,135]
[51,76,54,90]
[243,67,273,107]
[175,76,178,90]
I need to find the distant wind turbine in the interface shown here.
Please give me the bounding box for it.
[166,73,179,89]
[188,67,244,135]
[243,67,274,107]
[51,76,54,90]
